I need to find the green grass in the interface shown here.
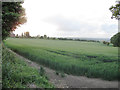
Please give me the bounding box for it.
[0,44,2,88]
[2,45,54,88]
[4,38,119,81]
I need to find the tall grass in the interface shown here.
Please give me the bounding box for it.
[2,45,54,88]
[0,44,2,88]
[4,38,119,81]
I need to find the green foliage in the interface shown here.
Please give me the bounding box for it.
[4,38,119,81]
[103,41,110,46]
[2,46,54,88]
[2,2,26,40]
[39,66,45,76]
[0,45,1,89]
[44,35,47,39]
[60,72,65,78]
[111,32,120,47]
[109,1,120,20]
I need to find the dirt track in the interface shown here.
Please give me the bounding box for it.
[10,49,119,88]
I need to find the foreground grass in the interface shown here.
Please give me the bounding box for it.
[0,44,2,88]
[4,38,119,81]
[2,45,54,88]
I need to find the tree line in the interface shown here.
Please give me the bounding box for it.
[14,32,114,46]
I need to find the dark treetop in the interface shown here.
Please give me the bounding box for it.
[2,2,26,40]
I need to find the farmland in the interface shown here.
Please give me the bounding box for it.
[4,38,119,81]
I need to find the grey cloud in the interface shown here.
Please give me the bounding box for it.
[43,15,118,38]
[43,15,97,33]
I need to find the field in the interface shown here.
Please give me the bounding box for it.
[4,38,119,81]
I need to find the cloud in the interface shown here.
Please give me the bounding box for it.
[101,24,118,33]
[42,15,118,38]
[43,15,98,32]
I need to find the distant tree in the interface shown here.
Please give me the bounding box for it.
[2,2,27,40]
[103,41,106,44]
[52,37,56,40]
[16,34,19,38]
[44,35,47,39]
[25,32,30,37]
[47,37,50,39]
[103,41,110,46]
[111,32,120,47]
[40,36,44,39]
[109,1,120,20]
[107,42,110,46]
[24,32,26,37]
[21,33,24,37]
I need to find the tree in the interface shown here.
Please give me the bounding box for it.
[44,35,47,39]
[103,41,106,44]
[2,2,27,40]
[107,42,110,46]
[21,33,24,37]
[24,32,26,37]
[16,34,19,38]
[109,1,120,20]
[110,1,120,47]
[103,41,110,46]
[110,32,120,47]
[40,36,43,39]
[25,32,30,37]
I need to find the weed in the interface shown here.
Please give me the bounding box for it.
[55,71,59,75]
[60,72,65,78]
[39,66,45,76]
[55,71,65,78]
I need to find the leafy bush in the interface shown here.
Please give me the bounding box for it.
[39,66,45,76]
[111,32,120,47]
[60,72,65,78]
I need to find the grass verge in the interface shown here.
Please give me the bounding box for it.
[2,46,54,88]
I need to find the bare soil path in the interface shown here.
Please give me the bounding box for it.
[9,49,119,88]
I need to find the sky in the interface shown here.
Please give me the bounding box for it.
[14,0,118,38]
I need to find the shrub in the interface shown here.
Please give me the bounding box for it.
[39,66,45,76]
[111,32,120,47]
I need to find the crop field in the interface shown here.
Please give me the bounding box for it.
[4,38,119,81]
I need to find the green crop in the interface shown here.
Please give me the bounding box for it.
[4,38,119,81]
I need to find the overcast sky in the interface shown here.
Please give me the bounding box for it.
[14,0,118,38]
